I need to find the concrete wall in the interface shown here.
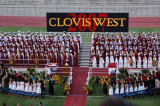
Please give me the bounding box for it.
[0,0,160,16]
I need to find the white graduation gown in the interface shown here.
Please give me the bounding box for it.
[92,56,97,67]
[132,56,136,68]
[124,57,128,68]
[137,57,141,68]
[158,58,160,68]
[148,57,152,68]
[119,56,123,68]
[105,56,109,67]
[110,56,114,63]
[143,57,148,68]
[99,57,104,68]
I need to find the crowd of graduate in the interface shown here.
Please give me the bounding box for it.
[0,67,55,98]
[103,70,160,97]
[91,32,160,68]
[0,31,81,67]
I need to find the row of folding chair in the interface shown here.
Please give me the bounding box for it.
[1,88,39,98]
[113,88,160,99]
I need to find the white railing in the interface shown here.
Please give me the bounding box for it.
[91,60,159,69]
[0,59,50,67]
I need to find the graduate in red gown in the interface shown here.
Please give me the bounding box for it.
[39,52,43,64]
[30,52,34,65]
[5,53,9,64]
[74,51,78,66]
[20,52,23,65]
[0,52,4,63]
[58,52,61,67]
[24,52,29,65]
[74,41,78,54]
[63,51,67,65]
[96,51,99,65]
[43,52,48,65]
[15,53,19,64]
[48,51,52,63]
[68,51,72,67]
[52,52,56,63]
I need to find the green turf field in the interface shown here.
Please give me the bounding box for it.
[1,26,160,105]
[86,95,160,106]
[0,94,66,106]
[0,27,160,42]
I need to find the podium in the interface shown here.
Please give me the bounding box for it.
[46,63,71,76]
[108,63,117,75]
[46,63,58,75]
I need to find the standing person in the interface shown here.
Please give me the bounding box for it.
[137,55,142,68]
[16,79,20,91]
[115,81,119,95]
[39,78,45,93]
[109,84,113,96]
[143,55,148,68]
[124,55,128,68]
[148,55,153,68]
[28,80,32,93]
[12,79,16,90]
[105,55,109,67]
[36,80,41,99]
[92,56,97,67]
[49,76,54,95]
[119,55,123,68]
[20,79,25,92]
[99,56,104,68]
[155,77,160,96]
[74,51,78,66]
[32,80,37,93]
[103,80,108,97]
[4,74,9,89]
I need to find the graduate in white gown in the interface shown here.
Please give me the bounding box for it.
[158,55,160,68]
[110,54,115,63]
[119,55,123,68]
[124,55,128,68]
[132,54,136,68]
[125,83,129,93]
[105,55,109,67]
[9,78,13,89]
[115,56,119,65]
[20,81,25,91]
[12,80,16,90]
[16,80,20,91]
[148,55,153,68]
[109,85,113,96]
[92,56,97,67]
[36,81,41,94]
[128,56,131,68]
[25,81,29,92]
[99,56,104,68]
[137,55,141,68]
[115,83,119,95]
[32,80,37,93]
[130,84,133,93]
[120,84,124,94]
[28,81,32,93]
[143,55,148,68]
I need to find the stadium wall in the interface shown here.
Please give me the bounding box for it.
[0,0,160,16]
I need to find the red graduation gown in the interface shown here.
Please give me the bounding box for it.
[58,53,61,67]
[74,52,78,66]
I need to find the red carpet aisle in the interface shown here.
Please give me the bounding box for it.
[64,67,89,106]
